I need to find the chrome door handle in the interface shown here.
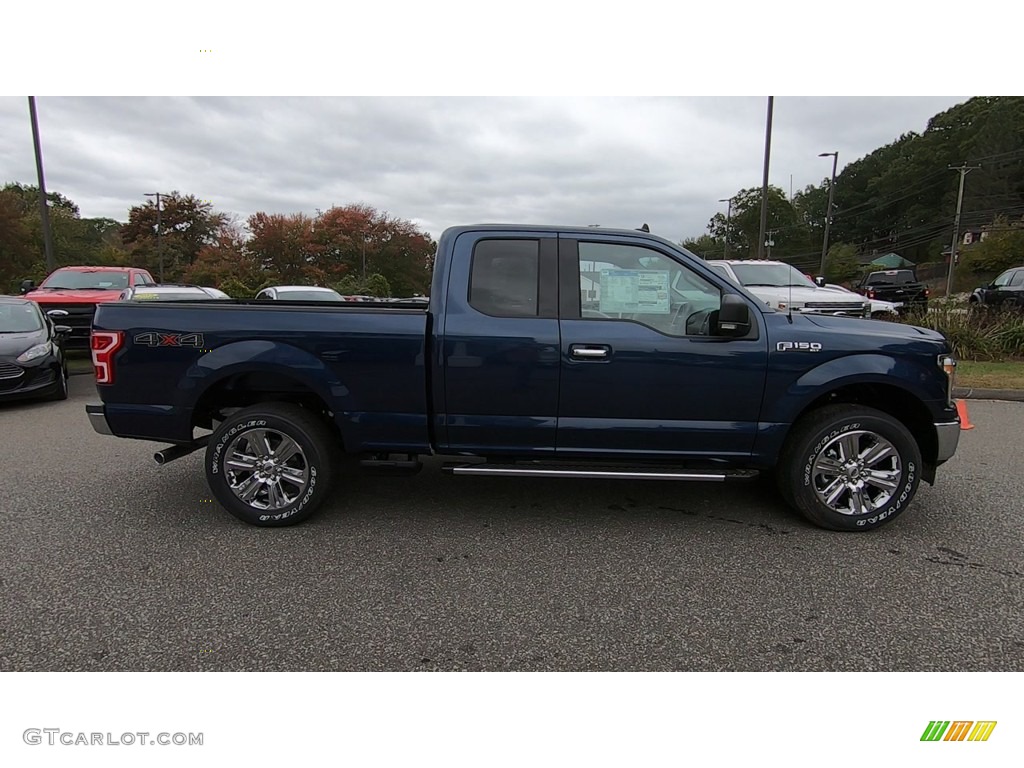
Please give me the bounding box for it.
[570,345,610,359]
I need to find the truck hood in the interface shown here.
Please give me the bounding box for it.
[25,289,122,303]
[745,285,865,306]
[802,313,946,343]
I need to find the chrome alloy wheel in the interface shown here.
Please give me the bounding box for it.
[223,428,310,511]
[810,430,902,516]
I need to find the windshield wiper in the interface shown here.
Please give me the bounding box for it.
[742,283,784,287]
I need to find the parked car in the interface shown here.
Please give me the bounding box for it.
[0,296,72,402]
[969,266,1024,310]
[706,260,870,317]
[20,266,156,349]
[853,270,929,313]
[86,224,965,533]
[118,284,232,302]
[822,283,901,319]
[255,286,344,301]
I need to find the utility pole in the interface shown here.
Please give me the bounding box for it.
[28,97,56,272]
[945,164,980,297]
[718,197,732,258]
[757,96,774,260]
[144,192,165,282]
[818,151,839,276]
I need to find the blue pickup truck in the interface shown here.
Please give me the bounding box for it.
[86,224,965,531]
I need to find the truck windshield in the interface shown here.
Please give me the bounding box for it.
[0,303,43,333]
[730,263,815,288]
[40,269,130,290]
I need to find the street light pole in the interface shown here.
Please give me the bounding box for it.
[718,197,732,259]
[27,97,56,272]
[144,192,165,282]
[818,151,839,276]
[757,96,774,260]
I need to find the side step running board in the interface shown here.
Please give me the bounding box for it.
[444,464,758,482]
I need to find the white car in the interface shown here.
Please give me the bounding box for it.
[706,260,870,318]
[254,286,344,301]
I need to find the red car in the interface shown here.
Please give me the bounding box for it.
[21,266,155,349]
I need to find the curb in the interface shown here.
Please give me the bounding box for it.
[954,387,1024,402]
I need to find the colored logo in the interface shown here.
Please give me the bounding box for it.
[921,721,997,742]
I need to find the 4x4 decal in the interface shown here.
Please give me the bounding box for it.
[133,332,205,348]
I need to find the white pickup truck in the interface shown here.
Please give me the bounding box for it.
[706,260,870,318]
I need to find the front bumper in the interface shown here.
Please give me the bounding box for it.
[86,403,113,435]
[934,421,961,462]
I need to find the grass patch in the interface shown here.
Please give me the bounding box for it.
[956,360,1024,390]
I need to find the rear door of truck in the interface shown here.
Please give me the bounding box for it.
[438,230,560,455]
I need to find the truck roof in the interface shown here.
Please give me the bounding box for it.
[442,224,684,250]
[49,266,138,272]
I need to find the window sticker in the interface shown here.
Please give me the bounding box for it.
[598,269,670,314]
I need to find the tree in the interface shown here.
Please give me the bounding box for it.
[706,186,803,260]
[246,212,322,285]
[823,243,863,285]
[0,187,37,292]
[121,192,227,281]
[959,218,1024,275]
[679,233,724,259]
[182,220,264,289]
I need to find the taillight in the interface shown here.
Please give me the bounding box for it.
[91,331,124,384]
[867,289,876,299]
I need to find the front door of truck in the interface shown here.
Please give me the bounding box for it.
[556,235,768,459]
[440,231,560,454]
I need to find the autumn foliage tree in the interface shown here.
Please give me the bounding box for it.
[121,192,227,281]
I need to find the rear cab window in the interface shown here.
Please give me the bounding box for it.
[469,239,540,317]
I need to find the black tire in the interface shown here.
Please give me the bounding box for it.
[777,405,922,532]
[205,402,339,526]
[47,364,69,401]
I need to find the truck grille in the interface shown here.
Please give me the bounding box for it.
[38,303,96,348]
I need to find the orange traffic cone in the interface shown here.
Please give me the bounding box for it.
[956,399,975,430]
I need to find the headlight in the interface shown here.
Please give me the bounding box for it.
[16,342,52,363]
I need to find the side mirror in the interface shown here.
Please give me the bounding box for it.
[718,294,751,337]
[53,325,73,337]
[814,276,827,288]
[20,279,36,294]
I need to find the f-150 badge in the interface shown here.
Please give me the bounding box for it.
[776,341,822,352]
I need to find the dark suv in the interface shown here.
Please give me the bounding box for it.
[970,266,1024,310]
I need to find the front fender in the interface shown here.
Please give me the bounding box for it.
[763,353,946,425]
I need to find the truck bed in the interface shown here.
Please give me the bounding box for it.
[91,300,432,451]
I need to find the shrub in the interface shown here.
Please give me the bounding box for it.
[899,306,1024,361]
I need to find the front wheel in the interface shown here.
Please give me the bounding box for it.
[777,405,922,531]
[205,402,339,526]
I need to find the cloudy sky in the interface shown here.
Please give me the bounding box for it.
[0,96,968,243]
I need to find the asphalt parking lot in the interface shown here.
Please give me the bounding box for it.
[1,376,1022,672]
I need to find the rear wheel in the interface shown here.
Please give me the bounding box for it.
[777,405,921,531]
[205,402,339,526]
